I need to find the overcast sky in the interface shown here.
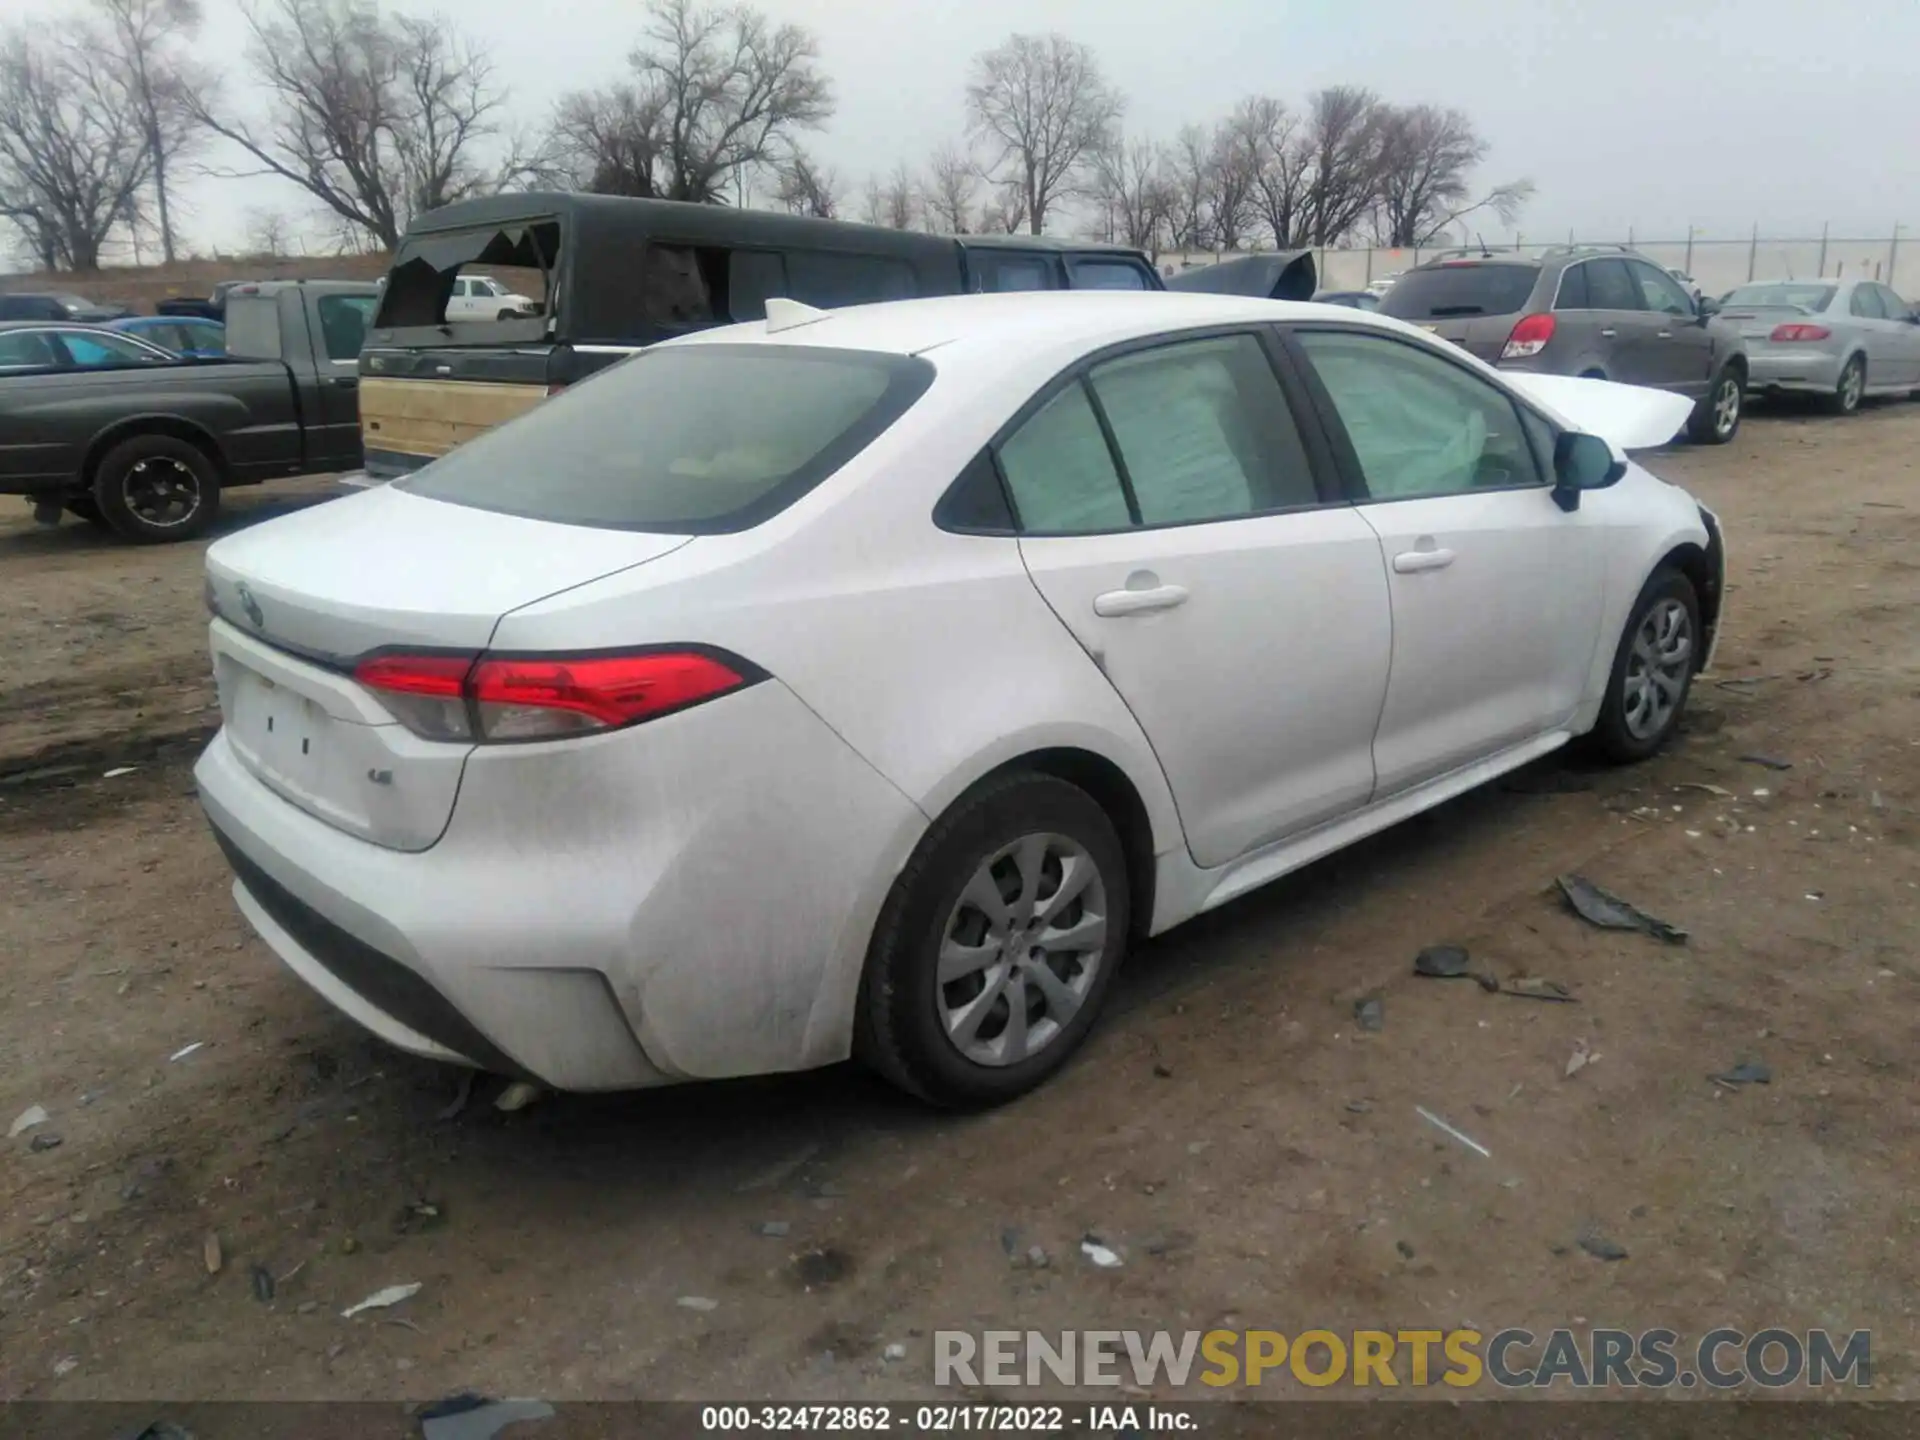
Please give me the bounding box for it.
[18,0,1920,257]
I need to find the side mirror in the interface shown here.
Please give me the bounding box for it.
[1551,431,1626,513]
[1696,296,1721,319]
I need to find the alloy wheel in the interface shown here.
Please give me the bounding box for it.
[936,833,1109,1068]
[1622,598,1693,741]
[123,456,204,530]
[1713,377,1741,437]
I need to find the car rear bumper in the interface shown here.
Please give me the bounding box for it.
[195,679,926,1090]
[1745,348,1844,392]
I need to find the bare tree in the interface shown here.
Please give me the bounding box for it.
[773,146,837,217]
[1372,103,1532,246]
[1163,124,1213,252]
[921,144,976,234]
[1092,136,1168,253]
[965,32,1122,236]
[1298,85,1387,246]
[875,161,915,230]
[1207,116,1258,252]
[0,28,154,269]
[625,0,830,203]
[976,179,1027,235]
[246,205,291,256]
[541,82,666,196]
[92,0,202,264]
[1231,95,1306,248]
[184,0,518,250]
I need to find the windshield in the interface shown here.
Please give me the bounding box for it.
[1722,283,1836,312]
[400,344,934,533]
[1380,264,1539,319]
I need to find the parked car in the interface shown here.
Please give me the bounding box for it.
[1379,244,1749,444]
[0,280,379,542]
[0,291,134,323]
[354,193,1218,484]
[445,273,539,321]
[1715,279,1920,413]
[1314,289,1381,311]
[198,291,1724,1107]
[111,314,228,358]
[156,280,250,322]
[1367,273,1404,297]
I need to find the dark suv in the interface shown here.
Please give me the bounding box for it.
[1380,245,1748,444]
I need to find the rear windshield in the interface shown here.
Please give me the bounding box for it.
[376,220,558,339]
[1721,283,1835,312]
[399,344,934,533]
[1380,263,1539,319]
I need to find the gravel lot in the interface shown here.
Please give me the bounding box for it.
[3,401,1919,1405]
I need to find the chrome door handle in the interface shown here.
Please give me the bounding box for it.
[1093,583,1190,617]
[1393,548,1456,574]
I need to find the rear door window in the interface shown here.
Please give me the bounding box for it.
[57,331,165,367]
[996,383,1133,533]
[1379,264,1539,320]
[400,345,933,533]
[1087,334,1320,523]
[1553,264,1591,310]
[0,330,59,366]
[1584,259,1643,311]
[1850,286,1887,320]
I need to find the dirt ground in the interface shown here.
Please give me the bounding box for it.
[3,400,1920,1407]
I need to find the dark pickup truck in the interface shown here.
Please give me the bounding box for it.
[155,280,250,322]
[0,280,378,542]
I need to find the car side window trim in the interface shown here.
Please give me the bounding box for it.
[1273,322,1556,505]
[949,324,1351,538]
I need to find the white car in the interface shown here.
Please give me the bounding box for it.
[195,292,1725,1107]
[445,274,536,322]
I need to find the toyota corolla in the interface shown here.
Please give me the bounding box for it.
[196,291,1724,1107]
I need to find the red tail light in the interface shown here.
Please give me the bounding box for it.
[1769,323,1831,342]
[353,649,756,743]
[1500,313,1556,360]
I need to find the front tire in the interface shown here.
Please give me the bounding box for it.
[1687,368,1743,444]
[857,772,1130,1108]
[92,434,221,543]
[1826,355,1865,415]
[1590,567,1701,764]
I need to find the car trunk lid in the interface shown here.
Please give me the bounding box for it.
[1714,303,1819,346]
[205,485,691,850]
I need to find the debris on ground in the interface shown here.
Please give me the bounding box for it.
[1026,1244,1049,1270]
[103,766,138,779]
[1711,1060,1772,1088]
[1346,1100,1373,1114]
[8,1104,48,1138]
[395,1198,447,1234]
[1556,875,1688,944]
[758,1220,791,1238]
[1578,1233,1629,1261]
[1739,754,1794,771]
[1676,782,1736,799]
[1413,945,1471,979]
[492,1081,542,1113]
[249,1265,275,1303]
[1152,1062,1173,1079]
[1565,1039,1598,1079]
[883,1342,907,1362]
[1415,1106,1489,1158]
[28,1132,62,1152]
[676,1295,719,1312]
[202,1233,223,1275]
[168,1042,205,1063]
[1354,995,1385,1032]
[340,1282,421,1319]
[418,1396,556,1440]
[435,1072,475,1122]
[1080,1237,1124,1269]
[52,1356,79,1378]
[1502,978,1576,1003]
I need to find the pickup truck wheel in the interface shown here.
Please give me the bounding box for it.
[92,435,220,544]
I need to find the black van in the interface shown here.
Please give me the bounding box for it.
[356,194,1173,482]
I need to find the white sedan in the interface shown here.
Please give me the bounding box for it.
[195,292,1725,1107]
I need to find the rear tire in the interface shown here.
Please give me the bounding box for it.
[1687,367,1743,444]
[1826,355,1865,415]
[856,772,1130,1109]
[91,434,221,544]
[1589,566,1701,764]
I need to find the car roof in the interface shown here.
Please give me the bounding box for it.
[668,291,1413,373]
[956,233,1144,256]
[0,319,125,333]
